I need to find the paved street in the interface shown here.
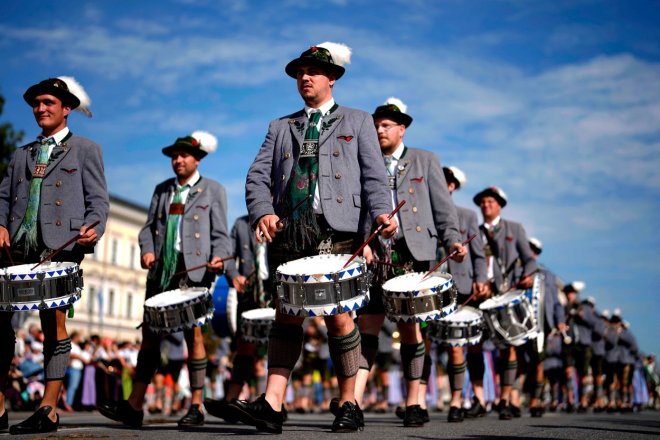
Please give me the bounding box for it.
[2,409,659,439]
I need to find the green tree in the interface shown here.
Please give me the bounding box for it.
[0,92,25,179]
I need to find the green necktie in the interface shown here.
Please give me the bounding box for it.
[161,184,189,289]
[15,138,54,253]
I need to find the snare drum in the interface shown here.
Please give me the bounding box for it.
[276,254,371,317]
[381,272,457,323]
[432,306,484,346]
[143,287,214,334]
[0,262,83,312]
[241,308,275,345]
[479,290,538,348]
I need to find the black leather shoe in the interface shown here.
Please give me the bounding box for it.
[178,404,204,427]
[332,401,362,432]
[0,410,7,431]
[230,394,283,434]
[447,406,464,423]
[499,405,513,420]
[420,407,430,423]
[530,407,544,418]
[464,399,487,418]
[510,404,521,418]
[329,397,340,415]
[99,400,144,428]
[204,398,239,423]
[403,405,425,427]
[395,405,405,419]
[9,406,59,435]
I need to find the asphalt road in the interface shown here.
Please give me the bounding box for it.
[2,408,659,439]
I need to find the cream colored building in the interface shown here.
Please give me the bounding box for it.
[24,195,149,342]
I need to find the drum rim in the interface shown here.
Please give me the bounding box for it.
[382,271,454,296]
[478,290,526,310]
[144,287,210,309]
[1,262,79,280]
[241,308,276,320]
[276,254,365,284]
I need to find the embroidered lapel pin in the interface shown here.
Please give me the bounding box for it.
[337,135,354,142]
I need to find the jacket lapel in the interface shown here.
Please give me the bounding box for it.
[43,142,72,177]
[25,143,39,177]
[185,178,204,213]
[318,108,344,148]
[288,111,306,160]
[395,159,412,186]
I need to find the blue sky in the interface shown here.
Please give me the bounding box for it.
[1,0,659,354]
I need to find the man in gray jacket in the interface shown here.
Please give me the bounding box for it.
[237,42,398,433]
[99,131,231,429]
[474,186,538,420]
[0,77,108,434]
[353,99,466,427]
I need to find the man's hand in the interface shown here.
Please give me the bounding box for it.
[207,256,224,273]
[255,214,281,243]
[362,244,374,264]
[449,242,467,263]
[232,275,248,293]
[0,226,10,249]
[375,214,398,239]
[77,224,98,247]
[141,252,156,269]
[473,282,491,300]
[557,322,568,333]
[517,275,533,289]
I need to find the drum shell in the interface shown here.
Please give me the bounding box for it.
[480,293,537,348]
[383,283,457,323]
[240,309,275,345]
[144,288,214,334]
[431,307,484,346]
[0,263,83,312]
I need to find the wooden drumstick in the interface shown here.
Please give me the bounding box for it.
[342,200,406,270]
[3,246,14,266]
[422,232,477,280]
[258,194,312,238]
[173,255,236,277]
[31,220,100,270]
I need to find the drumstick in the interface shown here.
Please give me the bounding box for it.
[422,232,477,280]
[31,220,100,270]
[341,200,406,270]
[172,255,236,277]
[3,247,14,266]
[258,194,312,238]
[457,269,539,312]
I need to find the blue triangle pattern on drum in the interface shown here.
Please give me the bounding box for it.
[304,275,310,282]
[329,307,337,315]
[347,268,354,277]
[21,305,30,311]
[308,310,316,317]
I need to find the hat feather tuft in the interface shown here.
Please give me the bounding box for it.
[317,42,352,67]
[58,76,92,117]
[572,281,586,292]
[191,131,217,154]
[384,97,407,114]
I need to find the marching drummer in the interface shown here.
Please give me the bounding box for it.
[473,186,537,420]
[239,42,397,433]
[99,131,231,428]
[527,237,567,416]
[0,77,109,434]
[205,214,270,421]
[436,166,489,423]
[353,98,466,427]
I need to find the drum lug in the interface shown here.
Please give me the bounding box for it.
[296,276,306,307]
[36,271,48,310]
[332,272,342,305]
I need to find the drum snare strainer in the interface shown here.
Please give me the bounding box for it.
[276,254,371,317]
[0,262,83,312]
[382,271,457,323]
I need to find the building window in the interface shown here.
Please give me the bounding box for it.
[130,245,136,269]
[111,239,118,265]
[87,286,95,314]
[108,289,115,317]
[126,293,133,319]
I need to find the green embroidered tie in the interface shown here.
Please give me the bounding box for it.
[15,138,54,253]
[284,110,322,249]
[161,184,189,289]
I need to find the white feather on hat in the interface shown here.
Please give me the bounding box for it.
[601,309,611,319]
[191,131,217,154]
[448,166,467,189]
[58,76,92,117]
[528,237,543,251]
[384,97,408,114]
[572,281,586,292]
[317,42,352,67]
[587,296,596,305]
[613,308,621,317]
